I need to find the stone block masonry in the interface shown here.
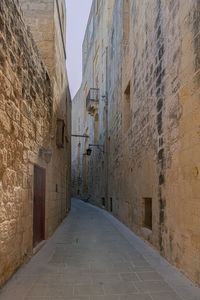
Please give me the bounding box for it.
[0,0,71,287]
[108,0,200,286]
[72,0,200,287]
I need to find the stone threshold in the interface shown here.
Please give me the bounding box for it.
[32,240,46,255]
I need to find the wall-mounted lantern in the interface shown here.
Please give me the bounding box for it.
[88,144,104,154]
[39,147,52,163]
[44,149,52,163]
[86,148,92,156]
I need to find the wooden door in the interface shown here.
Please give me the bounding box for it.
[33,165,46,248]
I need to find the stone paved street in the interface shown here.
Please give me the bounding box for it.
[0,199,200,300]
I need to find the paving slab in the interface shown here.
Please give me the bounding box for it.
[0,198,200,300]
[120,295,152,300]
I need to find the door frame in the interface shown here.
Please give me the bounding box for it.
[33,164,46,249]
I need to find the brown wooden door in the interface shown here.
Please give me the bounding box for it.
[33,165,45,248]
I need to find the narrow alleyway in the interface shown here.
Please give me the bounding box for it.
[0,199,200,300]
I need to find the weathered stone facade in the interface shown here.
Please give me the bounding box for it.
[72,0,114,205]
[0,0,71,287]
[72,0,200,286]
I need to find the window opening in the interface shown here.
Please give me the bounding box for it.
[123,81,131,132]
[143,198,152,230]
[56,119,65,148]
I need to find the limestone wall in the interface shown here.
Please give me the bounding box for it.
[19,0,71,235]
[108,0,200,286]
[0,0,71,287]
[72,0,200,286]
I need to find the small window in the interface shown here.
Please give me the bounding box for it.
[123,81,131,132]
[125,82,130,95]
[143,198,152,230]
[56,119,65,148]
[102,197,105,207]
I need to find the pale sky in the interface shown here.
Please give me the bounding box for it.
[66,0,93,99]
